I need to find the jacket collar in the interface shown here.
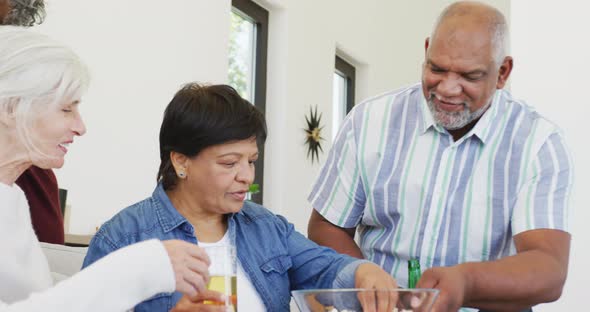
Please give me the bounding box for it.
[152,183,191,233]
[152,183,244,243]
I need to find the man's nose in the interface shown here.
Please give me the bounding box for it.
[437,74,462,97]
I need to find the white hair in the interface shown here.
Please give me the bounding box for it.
[431,1,510,65]
[488,14,509,65]
[3,0,46,26]
[0,26,90,156]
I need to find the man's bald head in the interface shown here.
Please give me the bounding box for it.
[431,1,509,65]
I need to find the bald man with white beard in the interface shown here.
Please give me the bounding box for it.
[308,2,572,311]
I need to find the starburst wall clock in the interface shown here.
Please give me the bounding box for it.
[304,106,324,163]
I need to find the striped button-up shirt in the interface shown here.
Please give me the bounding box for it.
[309,83,573,290]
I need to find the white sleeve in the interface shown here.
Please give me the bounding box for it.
[0,239,175,312]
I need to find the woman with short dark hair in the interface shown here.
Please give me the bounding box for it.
[157,83,267,191]
[84,83,398,312]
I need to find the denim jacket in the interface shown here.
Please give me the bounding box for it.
[83,184,362,312]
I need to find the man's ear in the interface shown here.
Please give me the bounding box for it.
[496,56,514,89]
[424,37,430,55]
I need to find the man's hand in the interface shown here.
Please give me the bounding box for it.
[170,290,227,312]
[415,229,570,311]
[354,263,398,312]
[415,266,469,312]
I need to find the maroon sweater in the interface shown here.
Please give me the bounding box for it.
[15,166,65,244]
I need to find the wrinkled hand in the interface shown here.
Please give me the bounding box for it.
[170,290,227,312]
[415,266,468,312]
[354,263,398,312]
[163,240,211,297]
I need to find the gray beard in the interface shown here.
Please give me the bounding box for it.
[427,95,490,130]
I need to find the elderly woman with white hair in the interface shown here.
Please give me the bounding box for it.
[0,27,213,311]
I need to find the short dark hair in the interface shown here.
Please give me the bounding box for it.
[158,83,267,190]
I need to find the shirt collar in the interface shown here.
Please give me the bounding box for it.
[465,90,503,145]
[418,89,504,145]
[418,94,439,135]
[153,183,191,233]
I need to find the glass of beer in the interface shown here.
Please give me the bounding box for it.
[203,244,237,311]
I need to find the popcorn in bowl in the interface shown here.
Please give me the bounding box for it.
[291,288,439,312]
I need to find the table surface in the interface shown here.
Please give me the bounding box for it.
[64,233,93,247]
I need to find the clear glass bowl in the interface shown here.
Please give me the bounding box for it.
[292,288,439,312]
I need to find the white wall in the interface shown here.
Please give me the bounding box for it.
[510,1,590,310]
[35,0,231,233]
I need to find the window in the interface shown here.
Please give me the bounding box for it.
[333,55,355,138]
[229,0,268,204]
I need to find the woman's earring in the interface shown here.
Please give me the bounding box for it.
[177,171,186,179]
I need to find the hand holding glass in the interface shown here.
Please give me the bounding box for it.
[202,244,237,311]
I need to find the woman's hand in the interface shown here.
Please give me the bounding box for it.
[163,240,211,297]
[171,290,227,312]
[354,263,398,312]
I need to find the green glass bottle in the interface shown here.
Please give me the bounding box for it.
[407,258,421,288]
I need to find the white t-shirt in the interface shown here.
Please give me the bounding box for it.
[199,233,266,311]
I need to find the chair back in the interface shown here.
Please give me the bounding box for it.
[40,242,87,283]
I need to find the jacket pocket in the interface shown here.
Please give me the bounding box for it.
[260,255,293,274]
[260,255,293,307]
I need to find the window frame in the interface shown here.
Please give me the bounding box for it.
[335,55,356,114]
[231,0,268,204]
